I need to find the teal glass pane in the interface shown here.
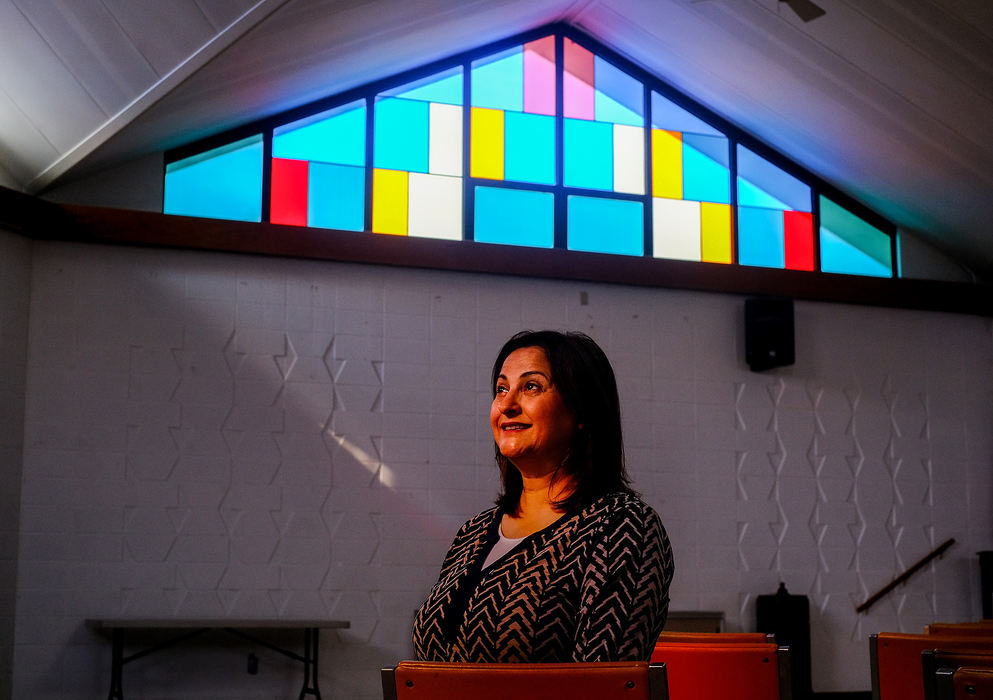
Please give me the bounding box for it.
[594,57,643,127]
[505,111,555,185]
[738,205,785,268]
[736,145,811,212]
[386,67,463,106]
[564,118,612,190]
[683,133,730,204]
[273,100,365,166]
[474,186,554,247]
[472,47,524,112]
[820,229,892,277]
[568,196,643,255]
[374,97,429,172]
[308,162,364,231]
[651,91,722,136]
[164,135,263,222]
[820,196,892,277]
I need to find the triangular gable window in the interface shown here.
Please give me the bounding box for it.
[163,24,895,279]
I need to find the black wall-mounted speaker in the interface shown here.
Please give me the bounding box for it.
[745,298,795,372]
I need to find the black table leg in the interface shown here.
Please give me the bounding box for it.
[299,627,321,699]
[109,628,124,700]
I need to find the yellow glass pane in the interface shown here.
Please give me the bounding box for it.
[701,202,732,263]
[372,168,408,235]
[652,129,682,199]
[470,107,504,180]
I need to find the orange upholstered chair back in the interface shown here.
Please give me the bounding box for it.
[382,661,669,700]
[650,642,787,700]
[871,633,993,700]
[950,667,993,700]
[923,650,993,700]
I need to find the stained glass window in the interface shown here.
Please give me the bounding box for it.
[651,92,732,263]
[164,135,263,222]
[162,25,895,281]
[471,37,556,186]
[562,39,644,195]
[736,145,815,271]
[373,67,464,239]
[271,101,366,230]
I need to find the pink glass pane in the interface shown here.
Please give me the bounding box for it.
[523,36,556,116]
[564,38,594,120]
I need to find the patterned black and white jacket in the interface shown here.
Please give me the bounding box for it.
[412,491,674,662]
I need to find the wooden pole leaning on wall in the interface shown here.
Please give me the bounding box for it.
[856,538,956,614]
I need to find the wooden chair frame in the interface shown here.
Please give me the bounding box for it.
[381,661,669,700]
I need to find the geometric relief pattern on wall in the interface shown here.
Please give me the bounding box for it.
[122,316,342,618]
[735,370,938,637]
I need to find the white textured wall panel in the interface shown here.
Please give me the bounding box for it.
[0,229,31,700]
[12,240,993,698]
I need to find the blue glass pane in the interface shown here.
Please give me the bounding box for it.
[736,145,811,212]
[568,196,643,255]
[594,57,643,127]
[683,135,730,204]
[388,67,463,106]
[164,135,263,222]
[474,186,554,247]
[472,48,524,112]
[308,162,365,231]
[738,205,785,268]
[505,111,555,185]
[820,228,892,277]
[374,97,429,172]
[651,91,722,136]
[737,177,789,210]
[564,118,612,190]
[273,101,366,167]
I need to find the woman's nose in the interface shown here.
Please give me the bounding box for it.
[497,390,521,415]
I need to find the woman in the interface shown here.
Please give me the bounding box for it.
[412,330,673,662]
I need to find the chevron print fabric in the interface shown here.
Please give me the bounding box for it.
[413,492,674,662]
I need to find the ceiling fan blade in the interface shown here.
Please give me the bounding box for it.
[781,0,826,22]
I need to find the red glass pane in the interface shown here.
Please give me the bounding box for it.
[784,210,815,270]
[271,158,309,226]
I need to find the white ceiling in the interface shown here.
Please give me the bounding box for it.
[1,0,991,279]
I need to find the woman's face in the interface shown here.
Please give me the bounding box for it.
[490,346,577,474]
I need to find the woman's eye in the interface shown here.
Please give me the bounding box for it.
[524,381,541,392]
[495,385,508,395]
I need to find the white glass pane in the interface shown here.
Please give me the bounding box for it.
[613,124,644,195]
[653,197,701,261]
[409,172,463,240]
[429,103,462,176]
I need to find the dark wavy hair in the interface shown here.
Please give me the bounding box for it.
[492,330,634,514]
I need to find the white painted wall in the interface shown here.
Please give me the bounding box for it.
[10,238,993,698]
